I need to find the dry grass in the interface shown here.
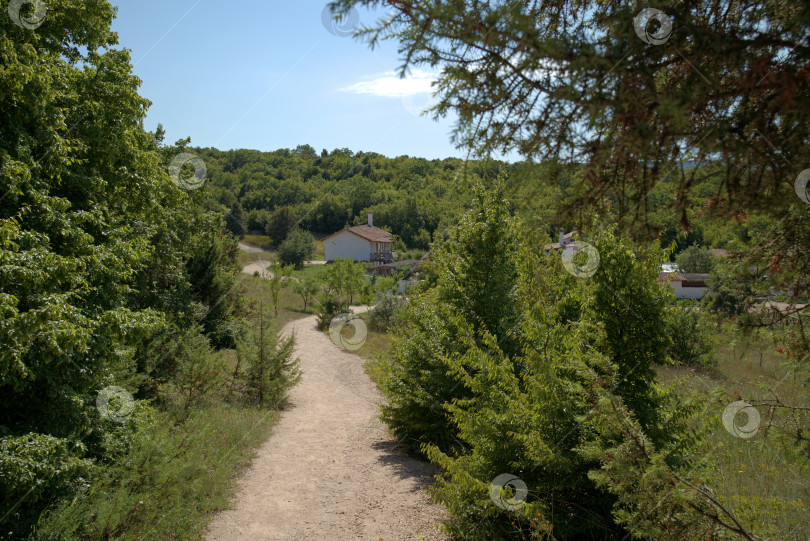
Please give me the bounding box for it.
[656,324,810,539]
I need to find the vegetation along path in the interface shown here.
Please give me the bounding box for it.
[205,310,447,540]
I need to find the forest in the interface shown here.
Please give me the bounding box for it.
[2,0,809,540]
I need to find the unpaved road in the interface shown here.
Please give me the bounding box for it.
[241,258,273,277]
[239,243,326,277]
[205,311,447,540]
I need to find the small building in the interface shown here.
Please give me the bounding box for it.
[544,228,579,254]
[658,272,711,299]
[323,212,393,265]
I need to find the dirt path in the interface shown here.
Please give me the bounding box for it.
[204,311,447,540]
[241,259,273,277]
[238,242,326,277]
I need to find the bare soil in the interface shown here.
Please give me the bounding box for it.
[204,311,447,540]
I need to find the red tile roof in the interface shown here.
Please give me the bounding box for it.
[323,224,393,243]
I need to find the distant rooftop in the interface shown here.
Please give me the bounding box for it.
[323,224,393,243]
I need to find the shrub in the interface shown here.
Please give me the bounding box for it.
[377,182,715,539]
[168,333,227,411]
[293,273,321,311]
[315,295,347,331]
[0,434,93,535]
[666,302,716,366]
[278,229,316,268]
[368,291,405,330]
[265,206,298,245]
[675,245,714,273]
[239,329,300,408]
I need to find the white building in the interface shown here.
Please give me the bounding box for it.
[323,212,393,265]
[658,272,711,299]
[544,228,579,254]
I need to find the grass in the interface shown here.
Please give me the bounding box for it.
[353,313,393,386]
[655,324,810,540]
[237,272,318,330]
[241,234,274,251]
[33,406,278,540]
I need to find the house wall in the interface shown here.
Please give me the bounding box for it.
[670,281,708,299]
[324,230,373,262]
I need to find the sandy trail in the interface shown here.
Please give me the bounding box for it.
[238,242,326,277]
[204,311,447,540]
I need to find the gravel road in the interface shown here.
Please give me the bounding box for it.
[204,311,447,540]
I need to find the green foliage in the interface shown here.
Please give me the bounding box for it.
[240,329,300,409]
[315,295,347,332]
[166,333,227,411]
[32,406,276,541]
[675,245,714,274]
[367,290,405,330]
[376,183,726,538]
[198,146,487,248]
[292,272,321,311]
[665,302,717,366]
[226,200,247,238]
[380,179,521,453]
[277,229,315,269]
[184,230,243,349]
[0,3,242,533]
[321,258,366,306]
[586,229,672,438]
[334,0,808,229]
[360,274,397,306]
[265,206,298,245]
[265,262,292,317]
[0,434,93,535]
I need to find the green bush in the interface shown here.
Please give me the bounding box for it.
[316,295,347,331]
[0,434,93,536]
[166,333,228,411]
[368,291,406,330]
[380,178,521,454]
[33,406,276,541]
[675,245,714,274]
[666,302,716,366]
[241,330,300,409]
[378,182,716,539]
[278,229,316,268]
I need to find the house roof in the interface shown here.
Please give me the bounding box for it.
[322,224,393,243]
[709,248,730,258]
[658,272,712,283]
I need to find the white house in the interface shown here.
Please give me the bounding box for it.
[323,212,393,265]
[658,272,711,299]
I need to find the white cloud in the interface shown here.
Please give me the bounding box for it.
[340,69,437,97]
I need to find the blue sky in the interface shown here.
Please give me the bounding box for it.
[110,0,463,159]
